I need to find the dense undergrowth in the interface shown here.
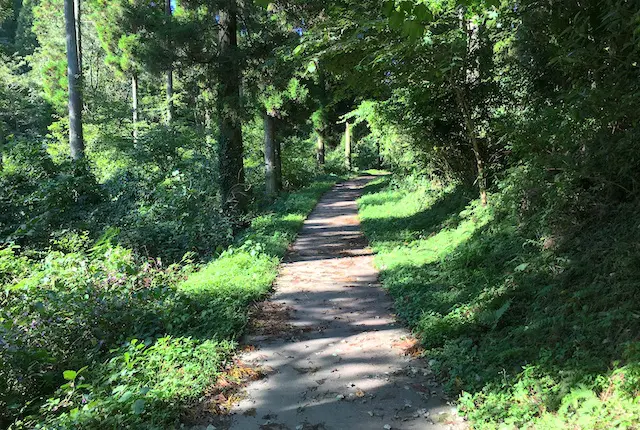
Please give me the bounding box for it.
[359,175,640,429]
[1,176,338,429]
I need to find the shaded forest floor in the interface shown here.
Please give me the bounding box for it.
[358,176,640,428]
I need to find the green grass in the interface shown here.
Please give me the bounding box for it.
[4,176,339,429]
[358,175,640,429]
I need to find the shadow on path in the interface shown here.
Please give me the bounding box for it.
[195,177,465,430]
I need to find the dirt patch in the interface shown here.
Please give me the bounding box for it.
[247,301,294,336]
[182,359,269,424]
[392,338,425,357]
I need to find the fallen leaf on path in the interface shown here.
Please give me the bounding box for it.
[391,338,424,357]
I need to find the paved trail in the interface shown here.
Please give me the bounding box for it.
[205,177,463,430]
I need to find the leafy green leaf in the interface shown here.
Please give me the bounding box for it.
[253,0,271,8]
[413,4,432,22]
[399,1,413,13]
[307,60,317,73]
[389,10,405,30]
[132,399,145,415]
[382,0,395,16]
[292,44,304,56]
[493,299,512,329]
[403,20,425,42]
[119,391,133,403]
[63,370,77,381]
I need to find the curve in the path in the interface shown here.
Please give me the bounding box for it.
[204,177,463,430]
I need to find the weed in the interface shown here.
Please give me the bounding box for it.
[358,175,640,428]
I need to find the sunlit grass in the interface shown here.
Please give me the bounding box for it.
[358,175,640,429]
[6,176,340,429]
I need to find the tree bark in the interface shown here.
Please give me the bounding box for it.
[217,1,246,212]
[454,11,488,206]
[0,128,4,171]
[74,0,82,72]
[132,73,139,143]
[64,0,84,160]
[263,112,277,197]
[315,64,327,166]
[344,121,352,171]
[274,136,282,191]
[165,0,174,123]
[454,84,487,206]
[316,133,325,165]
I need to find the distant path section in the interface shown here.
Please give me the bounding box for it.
[206,176,464,430]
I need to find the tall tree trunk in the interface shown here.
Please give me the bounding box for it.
[217,1,246,212]
[0,129,4,172]
[204,105,213,144]
[132,73,139,143]
[316,133,325,165]
[64,0,84,160]
[274,136,282,191]
[74,0,82,72]
[344,121,352,171]
[165,0,174,123]
[263,112,277,197]
[315,63,327,166]
[454,11,488,206]
[454,85,487,206]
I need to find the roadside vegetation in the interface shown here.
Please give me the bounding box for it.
[359,176,640,429]
[2,176,338,428]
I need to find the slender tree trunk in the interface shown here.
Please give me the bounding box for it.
[454,85,487,206]
[263,112,277,197]
[64,0,84,160]
[204,105,213,144]
[344,121,352,171]
[74,0,82,72]
[274,137,282,191]
[165,0,174,123]
[166,69,174,123]
[132,73,139,143]
[376,139,382,168]
[217,1,246,212]
[315,63,327,166]
[0,129,4,171]
[316,133,325,165]
[454,11,487,205]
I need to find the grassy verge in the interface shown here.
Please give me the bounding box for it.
[358,175,640,429]
[3,176,339,429]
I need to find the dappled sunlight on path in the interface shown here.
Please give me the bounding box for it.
[196,177,465,430]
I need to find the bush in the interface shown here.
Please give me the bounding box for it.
[1,175,338,428]
[359,175,640,429]
[281,136,320,189]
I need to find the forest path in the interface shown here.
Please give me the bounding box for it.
[202,176,463,430]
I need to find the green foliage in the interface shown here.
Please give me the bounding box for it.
[280,136,321,189]
[3,0,640,426]
[1,175,338,428]
[359,176,640,428]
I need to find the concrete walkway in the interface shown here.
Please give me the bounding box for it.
[206,177,463,430]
